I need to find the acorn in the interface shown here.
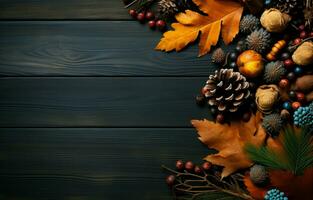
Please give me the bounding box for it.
[246,28,271,54]
[211,48,226,64]
[262,113,283,136]
[250,165,269,186]
[263,61,286,84]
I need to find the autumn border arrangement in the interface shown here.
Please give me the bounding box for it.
[123,0,313,199]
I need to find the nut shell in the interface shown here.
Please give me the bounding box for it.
[292,42,313,66]
[255,85,280,114]
[260,8,291,33]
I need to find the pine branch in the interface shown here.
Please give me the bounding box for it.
[245,127,313,175]
[244,144,288,170]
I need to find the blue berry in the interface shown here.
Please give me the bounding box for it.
[293,102,313,127]
[264,189,288,200]
[283,102,292,110]
[294,66,303,75]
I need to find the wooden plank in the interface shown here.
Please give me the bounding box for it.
[0,21,221,76]
[0,0,129,20]
[0,77,211,127]
[0,128,210,200]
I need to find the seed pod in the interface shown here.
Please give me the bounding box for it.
[266,40,286,61]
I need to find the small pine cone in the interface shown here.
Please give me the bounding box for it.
[240,15,260,34]
[276,0,301,15]
[158,0,179,19]
[246,28,271,54]
[250,165,269,186]
[263,61,286,84]
[262,113,283,136]
[211,48,226,64]
[203,69,251,113]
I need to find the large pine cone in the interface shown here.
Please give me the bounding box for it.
[203,69,251,113]
[158,0,179,19]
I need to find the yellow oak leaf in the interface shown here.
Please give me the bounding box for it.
[191,112,266,178]
[156,0,243,56]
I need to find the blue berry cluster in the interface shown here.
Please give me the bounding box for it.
[264,189,288,200]
[293,102,313,127]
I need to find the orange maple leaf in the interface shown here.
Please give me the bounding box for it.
[156,0,243,56]
[191,112,267,178]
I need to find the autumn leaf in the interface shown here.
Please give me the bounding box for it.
[156,0,243,56]
[191,112,267,178]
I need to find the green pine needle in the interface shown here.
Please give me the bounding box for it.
[245,127,313,175]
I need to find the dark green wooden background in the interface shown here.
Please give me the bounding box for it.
[0,1,216,199]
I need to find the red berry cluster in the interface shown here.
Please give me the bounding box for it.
[276,24,312,114]
[129,9,166,31]
[166,160,212,186]
[292,24,313,45]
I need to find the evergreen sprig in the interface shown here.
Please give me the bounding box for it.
[245,127,313,175]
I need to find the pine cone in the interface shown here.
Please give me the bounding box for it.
[262,113,283,136]
[211,48,226,64]
[240,15,260,34]
[263,61,286,84]
[246,28,271,54]
[293,102,313,128]
[203,69,251,113]
[276,0,301,15]
[158,0,179,19]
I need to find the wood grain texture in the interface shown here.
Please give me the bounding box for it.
[0,128,210,200]
[0,21,221,76]
[0,0,129,20]
[0,77,211,127]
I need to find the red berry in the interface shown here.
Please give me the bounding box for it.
[279,79,289,88]
[292,102,301,110]
[202,162,211,171]
[185,161,194,171]
[242,112,251,122]
[310,32,313,37]
[137,12,145,23]
[166,175,176,186]
[296,92,305,102]
[194,166,202,174]
[176,160,184,170]
[293,38,302,45]
[298,24,305,31]
[300,31,307,39]
[145,12,155,20]
[284,59,294,69]
[148,20,156,29]
[201,87,208,95]
[156,20,166,30]
[216,114,224,124]
[129,9,137,18]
